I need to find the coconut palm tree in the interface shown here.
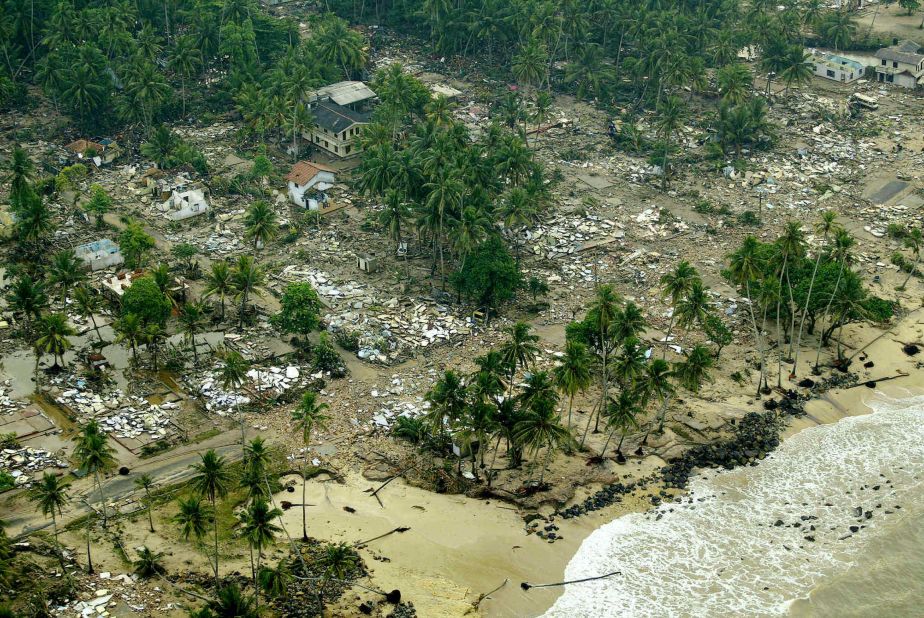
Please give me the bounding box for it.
[513,398,571,485]
[660,261,698,358]
[243,201,278,255]
[6,275,48,331]
[512,37,548,90]
[601,390,642,459]
[291,392,329,541]
[203,261,234,322]
[316,18,367,79]
[208,584,258,618]
[655,96,686,192]
[231,255,264,328]
[779,46,814,94]
[716,62,752,105]
[612,337,648,389]
[237,499,282,610]
[793,211,841,374]
[499,321,540,395]
[901,227,922,288]
[424,370,467,440]
[133,547,166,578]
[73,422,116,529]
[583,284,622,440]
[774,221,806,383]
[36,313,75,369]
[610,301,647,345]
[169,35,200,116]
[143,323,167,371]
[190,449,231,587]
[675,278,712,336]
[114,313,143,362]
[73,286,104,344]
[379,189,412,257]
[553,340,593,428]
[218,349,251,448]
[500,187,537,264]
[318,542,358,605]
[641,358,675,435]
[28,472,70,570]
[814,230,855,372]
[675,344,715,394]
[240,437,271,501]
[727,236,768,397]
[258,559,292,599]
[180,302,206,365]
[134,474,156,533]
[6,146,35,201]
[48,249,86,302]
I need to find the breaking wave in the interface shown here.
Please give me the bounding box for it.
[543,393,924,617]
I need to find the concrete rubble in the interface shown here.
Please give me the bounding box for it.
[0,446,68,486]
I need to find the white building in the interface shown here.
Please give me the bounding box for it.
[810,50,864,83]
[75,239,124,271]
[874,40,924,89]
[303,81,377,159]
[285,161,337,211]
[162,188,209,221]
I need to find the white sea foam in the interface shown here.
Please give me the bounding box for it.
[544,393,924,618]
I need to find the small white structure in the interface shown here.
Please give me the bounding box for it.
[162,188,209,221]
[285,161,337,210]
[810,50,864,83]
[75,239,124,271]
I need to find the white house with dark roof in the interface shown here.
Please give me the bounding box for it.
[303,81,376,159]
[874,40,924,89]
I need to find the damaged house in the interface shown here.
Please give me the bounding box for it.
[304,81,376,159]
[810,50,864,83]
[65,138,121,166]
[159,182,210,221]
[75,239,124,271]
[875,40,924,89]
[286,161,338,212]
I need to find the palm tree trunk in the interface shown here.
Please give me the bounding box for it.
[793,250,823,373]
[744,280,765,398]
[212,496,221,588]
[90,314,103,343]
[566,393,574,428]
[301,455,309,541]
[539,441,554,485]
[901,253,920,288]
[661,314,675,359]
[145,489,154,533]
[86,516,94,574]
[814,261,845,371]
[95,470,108,528]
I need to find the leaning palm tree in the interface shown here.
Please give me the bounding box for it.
[237,499,282,610]
[674,344,715,395]
[48,249,87,302]
[203,261,233,322]
[73,286,104,344]
[209,584,258,618]
[114,313,144,362]
[586,284,622,436]
[36,313,76,369]
[660,260,699,357]
[793,211,840,374]
[190,450,231,587]
[72,422,116,529]
[553,340,593,428]
[133,547,166,578]
[291,392,329,541]
[6,275,48,331]
[641,358,675,436]
[774,221,805,384]
[134,474,156,533]
[513,398,571,486]
[814,230,855,372]
[243,201,278,255]
[28,472,70,570]
[219,350,251,448]
[499,321,540,395]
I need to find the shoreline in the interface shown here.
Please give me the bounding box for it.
[279,309,924,618]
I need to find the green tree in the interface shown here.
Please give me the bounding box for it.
[899,0,920,15]
[660,261,699,358]
[73,422,117,529]
[190,449,231,587]
[208,584,258,618]
[173,496,212,567]
[655,95,686,192]
[119,220,156,269]
[553,340,593,428]
[84,184,112,228]
[134,474,156,533]
[6,275,48,330]
[779,46,814,93]
[499,321,540,396]
[133,547,166,578]
[793,211,840,373]
[231,255,264,328]
[316,17,367,79]
[271,282,322,353]
[36,313,76,369]
[74,286,104,344]
[48,249,86,302]
[717,63,753,105]
[122,276,171,325]
[169,36,201,116]
[727,236,768,396]
[171,243,198,274]
[243,201,278,254]
[449,237,522,319]
[28,472,70,568]
[237,499,282,610]
[180,302,206,365]
[203,261,233,322]
[5,146,35,201]
[141,126,178,167]
[114,313,144,362]
[601,390,641,459]
[513,399,570,485]
[291,391,328,541]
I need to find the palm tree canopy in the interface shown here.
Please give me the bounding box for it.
[190,449,231,502]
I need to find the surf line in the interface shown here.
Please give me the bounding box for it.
[521,571,622,590]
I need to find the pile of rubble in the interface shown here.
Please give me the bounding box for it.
[197,364,312,414]
[56,388,174,441]
[526,213,624,258]
[53,572,174,617]
[1,447,68,487]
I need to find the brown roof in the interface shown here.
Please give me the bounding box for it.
[286,161,337,185]
[65,139,105,154]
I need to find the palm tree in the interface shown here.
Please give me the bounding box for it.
[180,302,206,365]
[237,499,282,610]
[173,496,213,577]
[36,313,76,369]
[316,18,367,79]
[219,350,251,447]
[134,474,156,533]
[379,189,412,257]
[553,340,593,428]
[48,249,87,302]
[243,201,278,254]
[716,62,752,105]
[258,560,292,599]
[6,146,35,201]
[133,547,166,578]
[231,255,264,328]
[499,322,540,395]
[675,278,711,336]
[612,337,648,388]
[318,542,358,604]
[774,221,806,383]
[727,236,768,397]
[818,10,857,51]
[779,46,814,94]
[190,449,231,587]
[143,323,167,371]
[169,36,200,116]
[655,95,686,192]
[292,392,329,541]
[114,314,143,362]
[6,275,48,330]
[512,38,548,90]
[424,370,467,440]
[240,437,271,501]
[28,472,70,569]
[73,286,104,344]
[208,584,258,618]
[675,344,715,394]
[500,187,537,263]
[203,261,233,322]
[601,390,641,459]
[793,211,840,374]
[513,399,571,485]
[642,358,676,435]
[901,227,922,288]
[814,230,855,372]
[73,422,116,529]
[660,260,698,357]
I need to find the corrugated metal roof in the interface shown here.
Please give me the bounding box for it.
[311,81,377,106]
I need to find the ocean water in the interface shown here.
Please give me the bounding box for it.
[544,393,924,618]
